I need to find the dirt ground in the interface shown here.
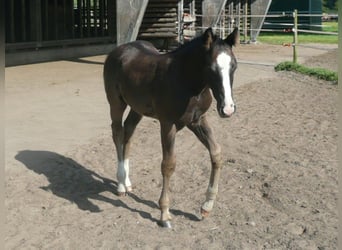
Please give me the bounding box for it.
[5,43,338,249]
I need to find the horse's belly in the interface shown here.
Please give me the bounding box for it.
[133,102,156,118]
[122,91,156,118]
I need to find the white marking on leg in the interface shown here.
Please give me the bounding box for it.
[122,106,131,126]
[216,52,235,116]
[117,159,131,193]
[124,159,132,191]
[202,186,218,212]
[117,160,126,193]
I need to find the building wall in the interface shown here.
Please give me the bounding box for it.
[265,0,322,31]
[5,0,272,66]
[5,0,117,66]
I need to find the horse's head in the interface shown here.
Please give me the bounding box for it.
[202,27,239,118]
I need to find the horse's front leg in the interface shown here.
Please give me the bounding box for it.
[187,116,222,218]
[158,122,177,228]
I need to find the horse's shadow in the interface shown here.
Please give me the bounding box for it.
[15,150,200,224]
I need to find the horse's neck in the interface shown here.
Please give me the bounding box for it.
[176,48,207,94]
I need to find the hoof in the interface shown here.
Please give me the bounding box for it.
[201,208,210,219]
[159,220,172,229]
[117,191,127,197]
[117,186,132,196]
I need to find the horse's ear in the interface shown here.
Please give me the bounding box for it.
[203,27,215,50]
[225,27,239,47]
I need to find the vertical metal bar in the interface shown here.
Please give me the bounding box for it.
[21,0,26,41]
[63,0,66,39]
[78,0,83,38]
[190,0,195,31]
[54,0,58,39]
[29,0,35,41]
[36,0,42,46]
[107,0,115,40]
[229,0,233,32]
[44,0,49,40]
[29,0,42,45]
[99,0,104,36]
[82,0,86,30]
[236,0,240,29]
[104,0,108,36]
[220,8,224,38]
[178,0,184,44]
[10,1,15,42]
[87,0,91,37]
[71,0,75,38]
[190,0,195,16]
[94,0,97,37]
[243,0,248,42]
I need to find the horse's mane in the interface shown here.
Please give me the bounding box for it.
[168,32,221,55]
[168,34,206,55]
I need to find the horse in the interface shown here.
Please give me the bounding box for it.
[103,27,239,228]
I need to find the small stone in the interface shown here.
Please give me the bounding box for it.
[227,159,236,163]
[287,223,305,235]
[246,169,254,174]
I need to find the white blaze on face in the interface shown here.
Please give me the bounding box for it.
[216,52,235,116]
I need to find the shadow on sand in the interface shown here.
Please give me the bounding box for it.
[67,58,104,65]
[15,150,200,224]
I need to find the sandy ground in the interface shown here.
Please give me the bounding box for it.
[5,43,338,249]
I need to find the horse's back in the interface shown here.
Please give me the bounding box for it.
[104,41,163,116]
[104,40,159,90]
[105,40,159,68]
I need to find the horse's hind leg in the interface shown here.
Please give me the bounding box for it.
[121,109,142,192]
[109,90,142,196]
[111,108,143,196]
[109,99,127,195]
[187,116,222,218]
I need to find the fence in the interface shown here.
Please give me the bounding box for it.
[188,11,338,37]
[5,1,338,65]
[187,10,338,64]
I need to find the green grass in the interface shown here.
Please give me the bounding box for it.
[322,21,338,32]
[257,22,338,44]
[258,32,338,44]
[275,61,338,83]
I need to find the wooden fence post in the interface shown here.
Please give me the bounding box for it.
[293,9,298,63]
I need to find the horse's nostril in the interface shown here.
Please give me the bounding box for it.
[230,104,236,112]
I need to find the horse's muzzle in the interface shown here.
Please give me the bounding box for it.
[218,104,236,118]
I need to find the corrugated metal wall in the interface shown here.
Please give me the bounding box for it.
[5,0,116,52]
[264,0,322,31]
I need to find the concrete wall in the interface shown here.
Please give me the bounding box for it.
[250,0,272,42]
[116,0,149,45]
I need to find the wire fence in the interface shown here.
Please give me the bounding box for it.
[189,10,338,63]
[186,12,338,37]
[190,10,337,66]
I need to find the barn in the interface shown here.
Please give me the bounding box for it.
[5,0,272,66]
[264,0,322,31]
